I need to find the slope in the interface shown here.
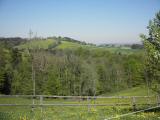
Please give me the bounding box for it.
[15,39,57,50]
[102,86,157,96]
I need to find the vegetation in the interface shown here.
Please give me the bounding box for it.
[57,40,85,49]
[15,39,58,50]
[0,11,160,120]
[102,86,156,96]
[0,106,159,120]
[0,95,159,120]
[0,37,146,96]
[141,11,160,94]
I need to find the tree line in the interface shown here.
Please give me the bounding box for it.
[0,42,145,95]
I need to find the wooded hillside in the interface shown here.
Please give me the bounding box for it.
[0,37,147,96]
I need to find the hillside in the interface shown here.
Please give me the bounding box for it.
[15,39,58,50]
[102,86,157,96]
[56,40,97,49]
[15,38,143,54]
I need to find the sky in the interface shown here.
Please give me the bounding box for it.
[0,0,160,44]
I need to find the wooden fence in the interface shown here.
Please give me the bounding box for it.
[0,95,160,110]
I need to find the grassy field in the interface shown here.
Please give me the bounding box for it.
[0,89,159,120]
[102,47,143,54]
[15,39,143,54]
[15,39,57,50]
[56,41,84,49]
[0,106,159,120]
[0,96,157,106]
[57,41,142,54]
[56,41,97,50]
[102,86,157,96]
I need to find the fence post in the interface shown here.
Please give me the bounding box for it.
[40,95,43,105]
[32,95,35,111]
[147,96,151,106]
[157,95,160,106]
[94,96,96,109]
[40,95,44,120]
[87,96,90,112]
[132,97,136,111]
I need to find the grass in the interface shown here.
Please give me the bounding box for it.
[0,86,158,111]
[0,105,159,120]
[56,41,96,49]
[15,39,143,55]
[15,39,57,50]
[57,41,82,49]
[102,86,157,96]
[56,40,143,55]
[0,95,157,107]
[96,46,143,54]
[0,91,159,120]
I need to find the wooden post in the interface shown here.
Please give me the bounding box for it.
[32,96,35,112]
[87,96,90,112]
[94,96,96,109]
[40,95,43,120]
[40,96,43,105]
[157,95,160,106]
[132,97,136,111]
[147,96,150,105]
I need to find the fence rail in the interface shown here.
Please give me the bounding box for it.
[0,95,156,98]
[0,95,159,110]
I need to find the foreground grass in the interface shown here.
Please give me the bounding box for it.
[0,96,159,120]
[0,86,159,119]
[0,106,160,120]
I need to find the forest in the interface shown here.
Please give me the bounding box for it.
[0,36,150,96]
[0,11,159,98]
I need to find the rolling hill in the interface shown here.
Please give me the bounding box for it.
[14,37,143,55]
[15,39,58,50]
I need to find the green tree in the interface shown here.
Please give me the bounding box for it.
[141,11,160,94]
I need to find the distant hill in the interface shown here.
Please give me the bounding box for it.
[7,37,143,54]
[56,40,97,49]
[14,37,96,50]
[15,39,58,50]
[0,37,26,47]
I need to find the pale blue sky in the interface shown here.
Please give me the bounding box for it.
[0,0,160,44]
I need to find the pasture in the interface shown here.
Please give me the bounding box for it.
[0,95,160,120]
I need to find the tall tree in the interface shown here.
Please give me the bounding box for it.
[141,11,160,94]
